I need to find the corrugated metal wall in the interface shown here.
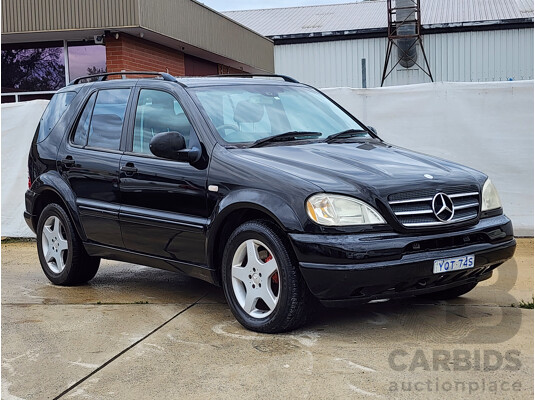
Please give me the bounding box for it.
[1,0,138,32]
[138,0,274,73]
[274,28,534,88]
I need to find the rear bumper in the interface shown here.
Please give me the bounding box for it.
[24,211,36,234]
[289,215,516,306]
[24,189,38,233]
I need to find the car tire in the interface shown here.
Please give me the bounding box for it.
[221,220,310,333]
[420,282,477,300]
[36,203,100,285]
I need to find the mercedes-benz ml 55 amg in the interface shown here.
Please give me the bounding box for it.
[25,72,516,333]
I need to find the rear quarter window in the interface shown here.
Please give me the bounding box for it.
[36,91,77,143]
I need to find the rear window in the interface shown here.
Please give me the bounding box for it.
[36,91,77,143]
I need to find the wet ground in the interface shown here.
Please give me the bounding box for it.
[2,239,533,399]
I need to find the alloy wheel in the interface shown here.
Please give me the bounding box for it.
[41,215,69,274]
[231,239,280,318]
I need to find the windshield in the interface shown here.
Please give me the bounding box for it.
[189,84,370,144]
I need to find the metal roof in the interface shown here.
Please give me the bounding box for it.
[223,0,534,37]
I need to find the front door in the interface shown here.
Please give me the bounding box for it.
[58,87,131,248]
[119,87,209,265]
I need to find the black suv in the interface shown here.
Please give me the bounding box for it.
[25,72,516,333]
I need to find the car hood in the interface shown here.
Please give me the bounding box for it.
[233,141,484,199]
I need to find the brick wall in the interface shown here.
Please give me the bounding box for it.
[105,33,185,76]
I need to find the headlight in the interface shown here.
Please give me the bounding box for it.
[481,178,502,211]
[306,194,386,226]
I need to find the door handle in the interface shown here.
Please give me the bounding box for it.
[61,156,75,167]
[121,163,138,174]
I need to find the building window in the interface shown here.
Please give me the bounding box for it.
[67,43,106,81]
[1,42,65,93]
[1,41,106,103]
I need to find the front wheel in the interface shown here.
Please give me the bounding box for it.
[222,221,309,333]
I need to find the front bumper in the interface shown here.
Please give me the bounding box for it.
[289,215,516,306]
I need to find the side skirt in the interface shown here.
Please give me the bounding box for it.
[84,242,215,284]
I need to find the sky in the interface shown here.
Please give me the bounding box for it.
[199,0,361,12]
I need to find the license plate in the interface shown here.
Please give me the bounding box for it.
[433,255,475,274]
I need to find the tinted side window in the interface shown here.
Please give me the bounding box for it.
[37,91,77,142]
[72,92,96,147]
[133,89,192,154]
[87,89,130,150]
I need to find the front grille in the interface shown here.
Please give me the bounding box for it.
[388,185,480,228]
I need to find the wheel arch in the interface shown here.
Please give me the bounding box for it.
[31,171,87,241]
[206,190,303,286]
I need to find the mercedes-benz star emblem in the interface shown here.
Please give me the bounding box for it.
[432,193,455,222]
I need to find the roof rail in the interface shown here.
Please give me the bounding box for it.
[68,71,177,85]
[206,74,300,83]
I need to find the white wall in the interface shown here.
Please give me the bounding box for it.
[322,80,534,236]
[1,100,49,237]
[275,28,534,88]
[2,81,533,236]
[0,100,48,237]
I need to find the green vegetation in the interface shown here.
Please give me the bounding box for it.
[511,297,534,309]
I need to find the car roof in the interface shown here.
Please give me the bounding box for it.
[175,76,301,88]
[64,73,302,90]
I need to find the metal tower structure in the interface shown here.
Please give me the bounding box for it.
[381,0,433,86]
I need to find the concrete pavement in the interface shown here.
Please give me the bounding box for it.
[2,239,533,399]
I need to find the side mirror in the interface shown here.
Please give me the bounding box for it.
[367,126,378,136]
[149,131,201,163]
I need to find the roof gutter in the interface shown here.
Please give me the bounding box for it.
[270,18,534,45]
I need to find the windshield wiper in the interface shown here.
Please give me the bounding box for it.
[249,131,322,148]
[323,129,369,143]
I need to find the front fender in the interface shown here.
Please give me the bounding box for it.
[30,170,86,240]
[214,189,303,231]
[205,189,304,274]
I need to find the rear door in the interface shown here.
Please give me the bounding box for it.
[118,84,209,264]
[58,85,132,247]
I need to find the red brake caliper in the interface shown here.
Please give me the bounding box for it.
[265,254,279,284]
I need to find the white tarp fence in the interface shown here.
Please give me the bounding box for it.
[1,81,533,236]
[323,81,534,236]
[2,100,49,237]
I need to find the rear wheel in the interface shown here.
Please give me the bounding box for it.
[222,220,309,333]
[36,203,100,285]
[420,282,477,300]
